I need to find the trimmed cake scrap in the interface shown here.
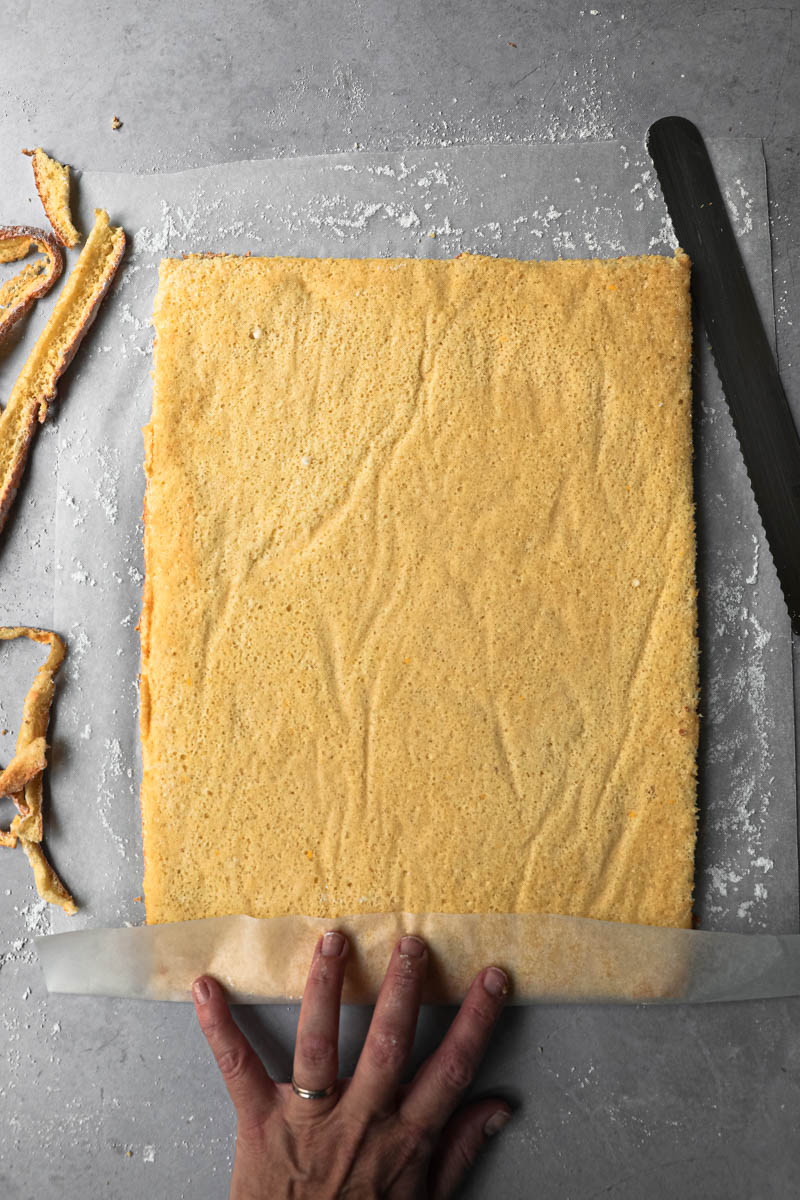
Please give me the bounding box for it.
[0,627,75,913]
[0,209,125,534]
[23,147,82,248]
[0,225,64,342]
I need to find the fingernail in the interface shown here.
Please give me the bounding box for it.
[192,977,210,1005]
[399,934,425,958]
[321,931,346,957]
[484,1110,511,1137]
[483,967,509,997]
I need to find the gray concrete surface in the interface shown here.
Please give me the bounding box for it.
[1,2,799,1197]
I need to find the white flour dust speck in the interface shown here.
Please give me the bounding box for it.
[22,898,50,934]
[745,535,760,584]
[648,215,678,251]
[724,179,755,237]
[70,559,96,587]
[94,446,121,524]
[707,866,742,898]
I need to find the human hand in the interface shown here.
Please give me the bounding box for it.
[193,932,511,1198]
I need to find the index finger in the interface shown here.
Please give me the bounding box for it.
[400,965,509,1134]
[193,975,277,1132]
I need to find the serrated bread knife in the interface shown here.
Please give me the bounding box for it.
[647,116,800,636]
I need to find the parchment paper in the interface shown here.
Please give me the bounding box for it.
[36,911,800,1006]
[34,140,798,1003]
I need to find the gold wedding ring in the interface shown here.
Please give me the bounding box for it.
[291,1077,338,1100]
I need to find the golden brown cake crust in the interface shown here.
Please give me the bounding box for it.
[0,626,75,913]
[23,147,81,248]
[0,736,47,797]
[141,252,697,930]
[0,210,125,535]
[0,225,64,343]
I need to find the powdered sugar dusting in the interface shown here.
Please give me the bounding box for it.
[700,515,786,928]
[97,737,132,860]
[724,179,755,237]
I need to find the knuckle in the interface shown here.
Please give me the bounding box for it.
[237,1114,268,1148]
[454,1131,478,1171]
[438,1049,474,1094]
[394,1116,433,1164]
[297,1029,336,1069]
[201,1013,227,1041]
[366,1027,407,1073]
[460,997,496,1028]
[216,1043,252,1084]
[335,1106,372,1148]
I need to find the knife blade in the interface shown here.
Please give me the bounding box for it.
[647,115,800,636]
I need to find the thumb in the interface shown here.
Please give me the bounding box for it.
[429,1099,512,1199]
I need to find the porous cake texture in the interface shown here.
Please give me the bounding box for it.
[140,252,698,929]
[24,147,81,248]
